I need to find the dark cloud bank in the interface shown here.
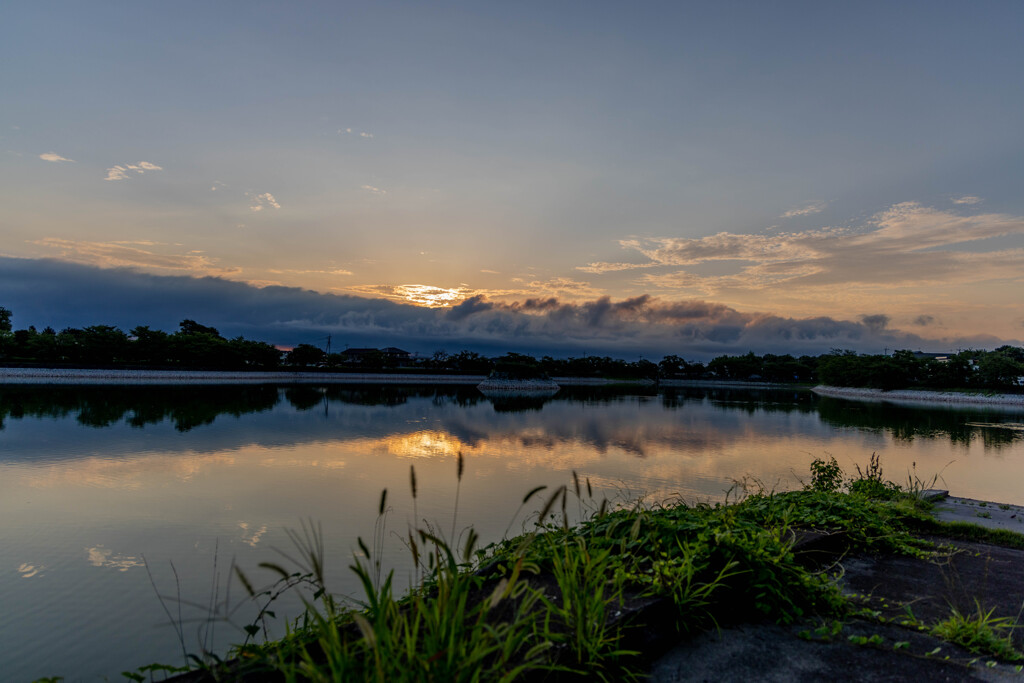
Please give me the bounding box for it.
[0,258,1013,360]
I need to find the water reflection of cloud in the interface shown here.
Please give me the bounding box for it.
[17,563,43,578]
[86,546,144,572]
[13,452,239,489]
[239,522,268,547]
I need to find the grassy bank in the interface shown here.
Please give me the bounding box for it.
[114,456,1024,682]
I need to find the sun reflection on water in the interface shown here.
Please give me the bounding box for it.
[384,430,467,458]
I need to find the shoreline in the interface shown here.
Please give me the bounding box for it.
[0,367,654,386]
[158,484,1024,683]
[0,368,488,385]
[812,384,1024,409]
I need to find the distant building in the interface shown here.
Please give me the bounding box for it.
[380,347,412,362]
[911,352,953,363]
[340,347,412,365]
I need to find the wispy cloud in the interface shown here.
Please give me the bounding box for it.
[577,261,657,274]
[105,161,163,181]
[39,152,74,163]
[953,196,983,205]
[360,184,386,195]
[268,267,353,276]
[781,200,827,218]
[30,238,235,276]
[587,203,1024,295]
[248,192,281,211]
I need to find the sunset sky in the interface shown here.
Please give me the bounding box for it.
[2,1,1022,358]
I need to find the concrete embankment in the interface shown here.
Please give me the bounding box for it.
[813,384,1024,409]
[651,491,1024,682]
[0,368,488,385]
[0,368,660,387]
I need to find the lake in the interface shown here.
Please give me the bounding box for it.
[2,382,1023,680]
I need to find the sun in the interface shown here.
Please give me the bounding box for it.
[394,284,468,308]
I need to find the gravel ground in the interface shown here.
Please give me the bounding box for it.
[812,385,1024,409]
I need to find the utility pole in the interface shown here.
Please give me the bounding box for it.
[325,334,332,355]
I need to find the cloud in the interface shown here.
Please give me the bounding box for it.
[347,283,471,307]
[781,200,827,218]
[577,261,656,274]
[6,257,1017,360]
[360,184,386,195]
[268,267,353,276]
[859,314,890,333]
[30,238,236,276]
[105,161,163,181]
[589,203,1024,294]
[367,276,607,307]
[339,128,374,138]
[248,192,281,211]
[953,196,983,205]
[913,315,936,326]
[39,152,74,163]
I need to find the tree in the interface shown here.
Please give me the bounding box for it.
[130,326,171,365]
[179,319,223,338]
[286,343,327,367]
[0,306,11,333]
[976,352,1024,390]
[658,355,686,378]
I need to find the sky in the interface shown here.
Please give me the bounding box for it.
[2,1,1023,359]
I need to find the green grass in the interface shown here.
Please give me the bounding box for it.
[119,455,1024,681]
[931,602,1023,662]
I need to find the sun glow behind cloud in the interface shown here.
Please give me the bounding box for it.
[348,284,472,307]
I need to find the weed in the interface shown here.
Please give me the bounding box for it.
[798,619,843,641]
[125,453,974,681]
[847,633,884,646]
[540,535,639,681]
[931,602,1023,662]
[848,452,903,499]
[808,456,843,493]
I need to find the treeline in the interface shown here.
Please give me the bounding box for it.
[1,307,1022,390]
[816,348,1024,392]
[0,314,282,370]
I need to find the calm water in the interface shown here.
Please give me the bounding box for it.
[2,383,1023,680]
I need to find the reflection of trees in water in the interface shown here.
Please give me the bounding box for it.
[3,384,1019,453]
[485,396,552,413]
[815,398,1022,448]
[660,387,819,414]
[0,385,280,431]
[301,385,485,408]
[555,385,657,406]
[284,386,325,411]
